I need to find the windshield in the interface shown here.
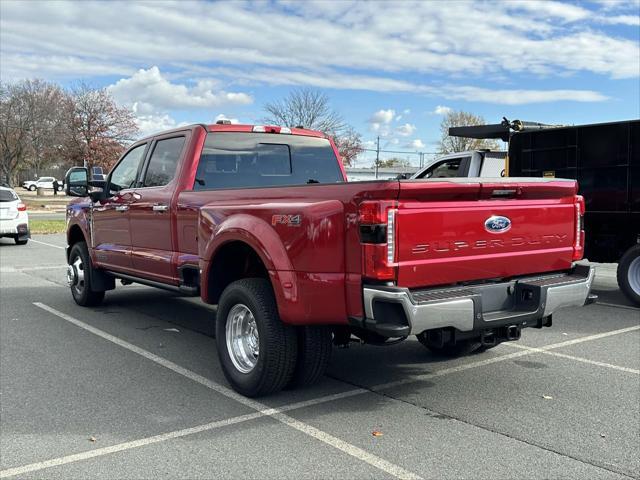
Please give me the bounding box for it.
[193,133,344,190]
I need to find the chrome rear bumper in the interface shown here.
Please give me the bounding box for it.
[362,265,595,337]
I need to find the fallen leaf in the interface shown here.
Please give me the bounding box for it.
[542,395,553,400]
[372,431,383,437]
[600,433,606,438]
[562,333,568,336]
[89,436,96,443]
[163,328,180,333]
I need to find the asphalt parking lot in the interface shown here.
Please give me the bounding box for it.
[1,234,638,479]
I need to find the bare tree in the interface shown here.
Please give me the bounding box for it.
[263,89,345,134]
[0,82,33,185]
[22,80,69,172]
[65,84,138,171]
[263,88,362,166]
[333,126,363,167]
[438,110,499,154]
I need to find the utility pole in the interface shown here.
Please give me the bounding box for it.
[375,136,380,179]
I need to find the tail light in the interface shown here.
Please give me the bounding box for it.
[17,203,27,212]
[573,195,585,261]
[359,201,397,281]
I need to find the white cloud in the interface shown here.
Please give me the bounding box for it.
[108,66,252,111]
[599,15,640,26]
[432,105,452,115]
[408,139,426,150]
[1,0,636,85]
[214,113,240,124]
[513,1,589,22]
[396,123,417,137]
[369,109,395,124]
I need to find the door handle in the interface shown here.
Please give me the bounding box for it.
[115,205,129,212]
[152,204,169,212]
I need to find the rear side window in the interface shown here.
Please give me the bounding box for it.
[143,136,185,187]
[0,190,17,202]
[418,158,465,179]
[193,133,343,190]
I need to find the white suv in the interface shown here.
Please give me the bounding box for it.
[22,177,63,192]
[0,186,29,245]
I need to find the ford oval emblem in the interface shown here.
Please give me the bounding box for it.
[485,215,511,233]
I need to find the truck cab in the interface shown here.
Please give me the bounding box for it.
[411,150,507,180]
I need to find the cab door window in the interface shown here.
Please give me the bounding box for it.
[109,143,147,192]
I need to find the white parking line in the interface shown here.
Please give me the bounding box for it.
[504,343,640,374]
[373,325,640,391]
[595,302,640,312]
[0,389,367,479]
[0,265,65,273]
[10,303,638,478]
[29,302,421,480]
[29,238,65,250]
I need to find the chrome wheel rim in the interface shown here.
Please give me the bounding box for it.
[225,304,259,373]
[629,257,640,295]
[68,256,85,295]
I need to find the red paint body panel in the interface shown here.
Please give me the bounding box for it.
[66,124,584,327]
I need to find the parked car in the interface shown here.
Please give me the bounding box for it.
[411,150,507,179]
[0,186,29,245]
[64,123,595,397]
[22,177,64,191]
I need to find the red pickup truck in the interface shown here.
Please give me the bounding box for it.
[64,123,595,396]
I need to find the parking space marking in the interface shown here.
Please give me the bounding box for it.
[595,302,640,312]
[0,389,369,479]
[537,325,640,350]
[373,325,640,391]
[31,302,421,480]
[0,265,65,273]
[504,343,640,374]
[28,238,65,250]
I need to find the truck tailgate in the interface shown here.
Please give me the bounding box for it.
[396,179,578,288]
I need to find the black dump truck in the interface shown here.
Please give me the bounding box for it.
[450,119,640,305]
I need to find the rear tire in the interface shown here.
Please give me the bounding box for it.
[288,326,332,388]
[14,237,28,245]
[68,241,105,307]
[216,278,297,397]
[416,333,481,357]
[617,245,640,306]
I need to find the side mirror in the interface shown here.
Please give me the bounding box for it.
[65,167,89,197]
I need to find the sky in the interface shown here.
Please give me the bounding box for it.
[1,0,639,166]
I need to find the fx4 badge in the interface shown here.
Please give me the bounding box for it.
[272,214,302,227]
[485,215,511,233]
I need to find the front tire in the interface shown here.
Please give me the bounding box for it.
[216,278,297,397]
[14,237,28,245]
[68,241,105,307]
[28,185,36,191]
[617,245,640,306]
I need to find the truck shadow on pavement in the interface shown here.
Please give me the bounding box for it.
[92,287,486,398]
